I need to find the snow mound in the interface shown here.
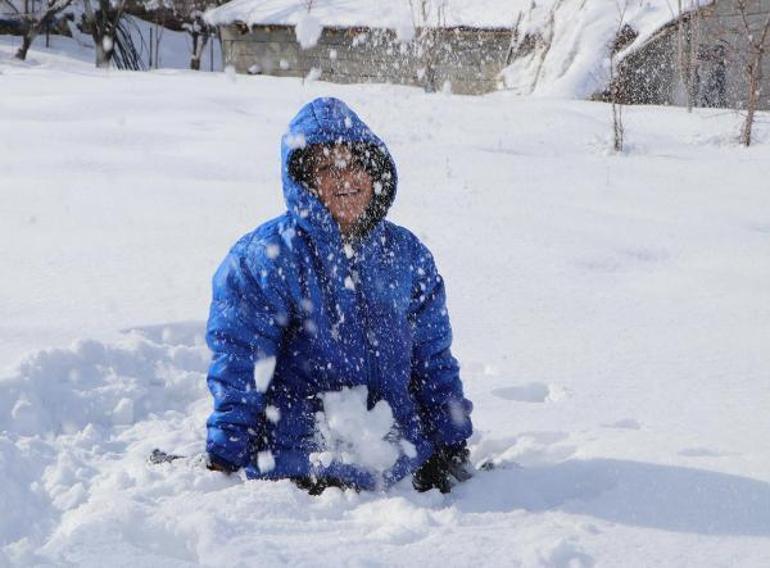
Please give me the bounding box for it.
[311,386,401,474]
[0,332,210,437]
[0,327,217,560]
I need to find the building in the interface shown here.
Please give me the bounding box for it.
[616,0,770,109]
[204,0,770,108]
[204,1,517,95]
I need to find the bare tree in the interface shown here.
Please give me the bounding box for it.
[81,0,128,67]
[171,0,215,70]
[181,0,227,71]
[409,0,446,92]
[735,0,770,146]
[609,0,630,152]
[2,0,19,13]
[187,12,209,70]
[676,0,702,112]
[127,0,222,70]
[505,10,524,66]
[14,0,73,60]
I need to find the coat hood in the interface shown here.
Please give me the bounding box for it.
[281,97,398,244]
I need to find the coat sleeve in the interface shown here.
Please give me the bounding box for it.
[205,240,289,469]
[408,242,473,449]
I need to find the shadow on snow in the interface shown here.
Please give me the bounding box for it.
[455,458,770,537]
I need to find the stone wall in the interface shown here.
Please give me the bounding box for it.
[220,24,513,95]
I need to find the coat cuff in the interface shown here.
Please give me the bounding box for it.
[207,451,241,473]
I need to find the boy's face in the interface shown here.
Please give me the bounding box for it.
[311,144,374,235]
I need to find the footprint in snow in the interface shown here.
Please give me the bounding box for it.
[576,247,667,274]
[747,222,770,234]
[472,430,576,469]
[539,539,595,568]
[491,382,567,403]
[678,447,734,458]
[602,418,642,430]
[122,320,206,347]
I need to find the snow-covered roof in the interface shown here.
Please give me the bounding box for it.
[205,0,527,29]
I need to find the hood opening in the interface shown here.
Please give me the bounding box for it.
[287,141,396,241]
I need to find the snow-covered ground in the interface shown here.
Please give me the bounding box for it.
[2,39,770,567]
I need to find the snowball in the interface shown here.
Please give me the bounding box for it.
[314,451,334,468]
[257,450,275,473]
[295,14,322,49]
[265,405,281,423]
[248,64,262,75]
[11,396,39,435]
[111,398,134,426]
[395,22,415,43]
[265,243,280,259]
[448,399,467,427]
[11,396,33,420]
[310,386,400,474]
[400,439,417,459]
[305,67,322,83]
[285,132,306,150]
[304,319,318,335]
[254,356,276,392]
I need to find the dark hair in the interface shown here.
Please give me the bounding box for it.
[288,142,396,237]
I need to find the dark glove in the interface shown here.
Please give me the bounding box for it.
[413,441,473,494]
[206,452,239,474]
[292,476,356,496]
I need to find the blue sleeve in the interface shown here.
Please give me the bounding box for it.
[205,239,289,469]
[408,243,473,449]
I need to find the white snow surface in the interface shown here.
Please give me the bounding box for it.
[205,0,532,29]
[2,38,770,566]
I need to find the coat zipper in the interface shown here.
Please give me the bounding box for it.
[349,249,378,404]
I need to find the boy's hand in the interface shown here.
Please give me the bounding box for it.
[412,441,473,493]
[206,453,238,474]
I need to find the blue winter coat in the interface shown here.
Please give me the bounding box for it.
[205,97,473,489]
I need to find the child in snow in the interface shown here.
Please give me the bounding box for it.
[205,97,473,494]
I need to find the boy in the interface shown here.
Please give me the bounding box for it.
[205,97,473,494]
